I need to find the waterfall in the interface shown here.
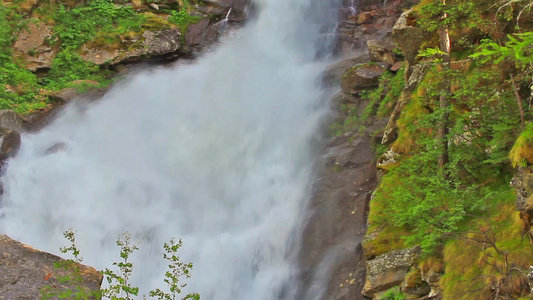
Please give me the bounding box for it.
[0,0,340,299]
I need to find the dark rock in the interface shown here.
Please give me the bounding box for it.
[45,142,67,155]
[341,63,386,94]
[0,235,103,299]
[323,55,370,86]
[196,0,249,21]
[0,128,21,161]
[186,18,217,47]
[356,11,375,25]
[300,86,383,300]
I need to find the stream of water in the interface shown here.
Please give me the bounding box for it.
[0,0,340,298]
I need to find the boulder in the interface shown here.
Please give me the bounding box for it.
[323,55,370,86]
[81,29,182,65]
[0,128,21,162]
[402,268,431,297]
[49,87,80,103]
[362,247,419,298]
[341,63,386,94]
[356,11,375,25]
[142,29,182,55]
[392,9,428,80]
[367,40,396,65]
[13,22,56,71]
[0,110,27,132]
[0,235,103,299]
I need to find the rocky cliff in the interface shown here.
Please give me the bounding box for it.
[331,0,533,298]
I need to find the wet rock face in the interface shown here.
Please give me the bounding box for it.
[185,18,217,47]
[362,248,419,298]
[0,235,103,299]
[197,0,249,20]
[0,128,21,162]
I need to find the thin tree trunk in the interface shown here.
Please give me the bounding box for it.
[437,3,451,180]
[510,73,525,127]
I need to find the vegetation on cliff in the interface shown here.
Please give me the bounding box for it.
[361,0,533,298]
[0,0,201,114]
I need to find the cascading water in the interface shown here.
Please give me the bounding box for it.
[0,0,341,299]
[347,0,357,15]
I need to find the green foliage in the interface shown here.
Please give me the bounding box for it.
[44,49,110,91]
[441,193,533,299]
[331,68,405,137]
[472,32,533,69]
[0,4,44,114]
[368,0,533,295]
[371,63,520,254]
[380,287,406,300]
[102,233,140,300]
[53,0,145,49]
[416,0,491,33]
[362,69,406,122]
[168,9,201,35]
[417,47,445,59]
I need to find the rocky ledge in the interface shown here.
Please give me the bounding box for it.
[0,235,103,299]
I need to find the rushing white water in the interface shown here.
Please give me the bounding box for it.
[0,0,340,299]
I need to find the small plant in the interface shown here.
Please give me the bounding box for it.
[149,238,200,300]
[42,230,200,300]
[40,229,102,299]
[380,287,406,300]
[102,232,140,300]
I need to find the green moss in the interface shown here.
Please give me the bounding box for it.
[510,123,533,167]
[441,189,532,299]
[362,226,410,259]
